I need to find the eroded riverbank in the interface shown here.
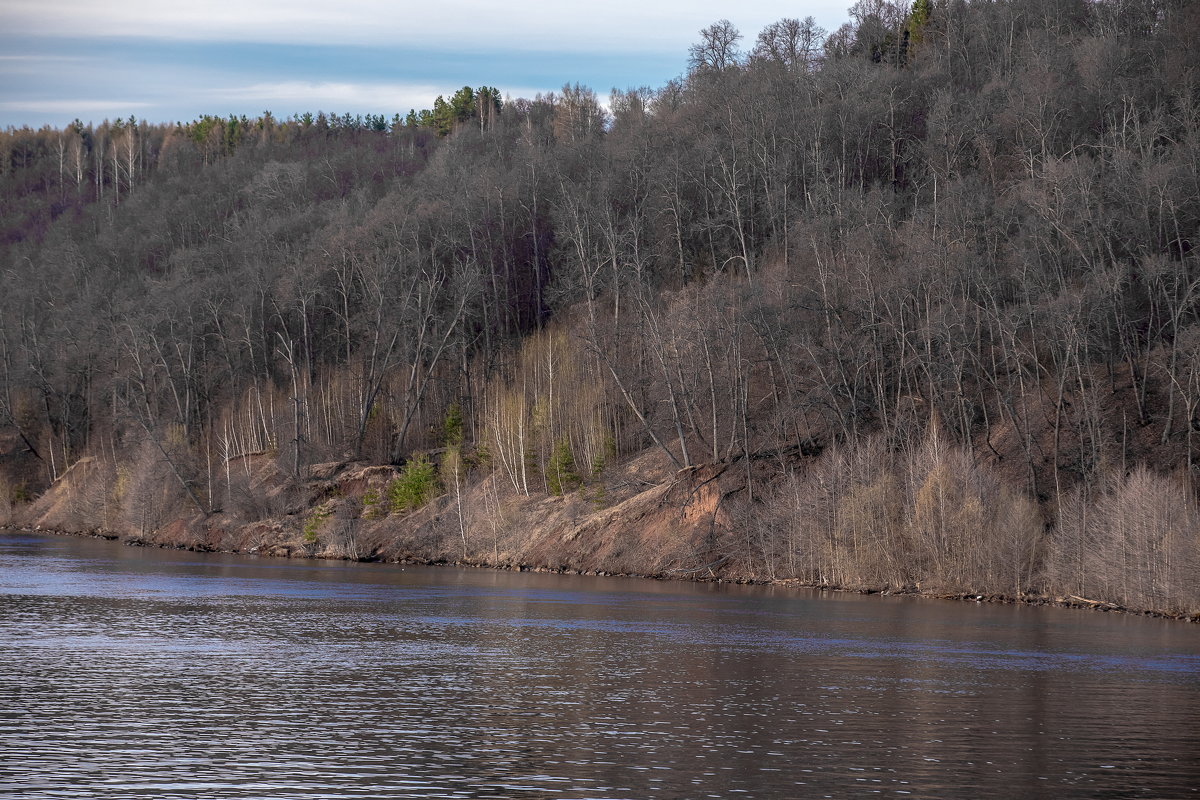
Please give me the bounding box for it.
[7,519,1196,624]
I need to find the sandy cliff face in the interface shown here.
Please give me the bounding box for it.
[9,446,779,582]
[10,442,1198,620]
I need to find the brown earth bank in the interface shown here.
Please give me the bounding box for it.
[4,444,1197,624]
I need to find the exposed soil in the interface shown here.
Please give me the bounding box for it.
[6,446,1196,623]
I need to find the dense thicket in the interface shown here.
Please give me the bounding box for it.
[2,0,1198,611]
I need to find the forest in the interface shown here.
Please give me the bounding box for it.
[1,0,1198,615]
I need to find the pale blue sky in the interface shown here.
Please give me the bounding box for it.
[1,1,850,128]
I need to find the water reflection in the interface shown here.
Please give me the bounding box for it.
[1,531,1198,799]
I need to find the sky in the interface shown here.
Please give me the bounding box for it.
[0,0,851,129]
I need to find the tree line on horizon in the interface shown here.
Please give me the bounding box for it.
[1,0,1198,612]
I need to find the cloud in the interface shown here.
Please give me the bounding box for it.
[4,0,848,52]
[214,80,445,107]
[207,80,553,116]
[0,99,152,113]
[0,2,852,127]
[0,55,88,61]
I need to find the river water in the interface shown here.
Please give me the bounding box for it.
[1,531,1198,799]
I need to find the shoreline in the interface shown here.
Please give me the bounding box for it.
[5,522,1196,624]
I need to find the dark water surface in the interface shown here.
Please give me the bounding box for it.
[1,532,1198,799]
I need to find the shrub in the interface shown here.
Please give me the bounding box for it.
[303,505,331,548]
[442,402,464,446]
[387,455,439,513]
[546,438,581,496]
[591,432,616,477]
[361,487,382,519]
[9,482,32,504]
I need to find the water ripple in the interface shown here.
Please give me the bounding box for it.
[2,532,1198,799]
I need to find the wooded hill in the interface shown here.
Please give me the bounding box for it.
[2,0,1198,615]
